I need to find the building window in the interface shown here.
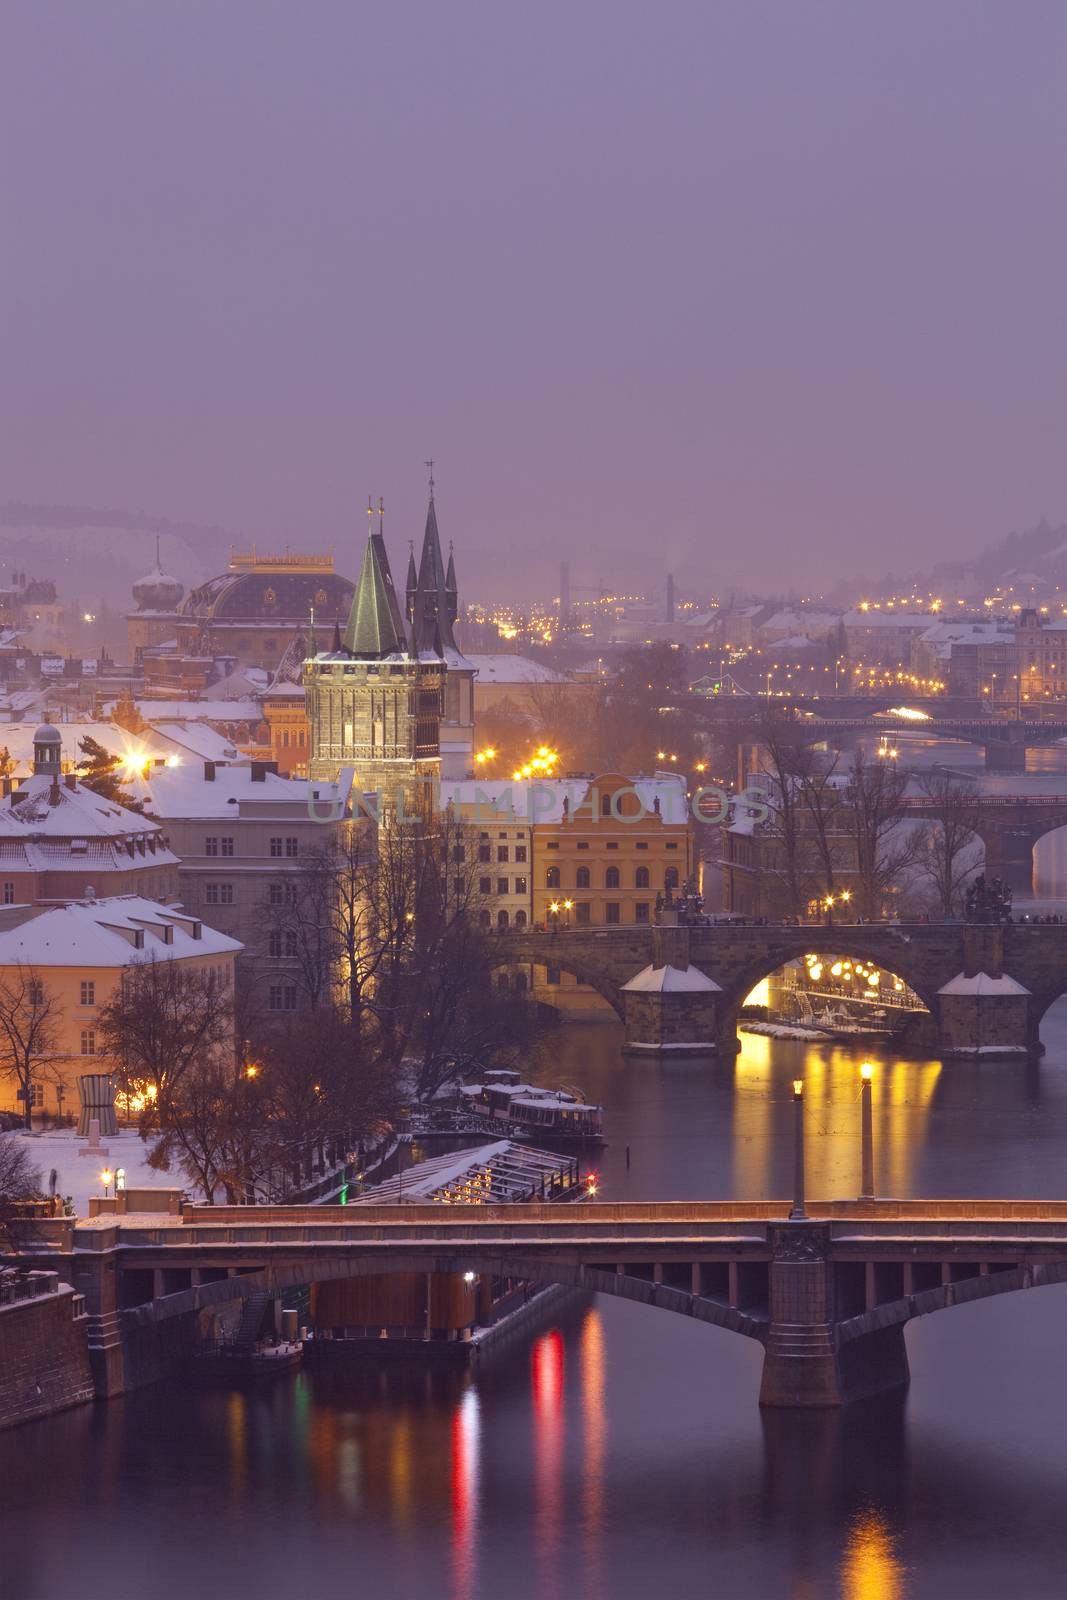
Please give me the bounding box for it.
[575,902,591,925]
[453,877,464,896]
[601,793,612,817]
[635,866,650,889]
[268,984,298,1012]
[605,902,620,924]
[514,910,528,927]
[546,866,560,889]
[269,882,296,906]
[479,909,491,928]
[665,866,679,889]
[205,884,234,905]
[665,842,679,850]
[270,837,282,857]
[269,931,282,958]
[606,841,619,850]
[497,910,510,929]
[576,866,590,888]
[605,866,620,889]
[478,844,491,862]
[497,878,509,896]
[515,845,527,863]
[452,845,466,863]
[546,965,560,986]
[29,981,44,1008]
[546,842,559,850]
[497,846,509,863]
[285,836,298,858]
[205,836,219,857]
[479,876,491,895]
[635,901,650,923]
[514,875,528,895]
[79,980,95,1006]
[2,882,13,904]
[514,968,528,988]
[636,841,648,850]
[576,841,590,850]
[220,837,235,857]
[80,1029,96,1056]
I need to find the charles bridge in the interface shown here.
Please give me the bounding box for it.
[502,920,1067,1056]
[17,1198,1067,1411]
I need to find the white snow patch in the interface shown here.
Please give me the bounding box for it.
[621,963,721,993]
[938,971,1030,997]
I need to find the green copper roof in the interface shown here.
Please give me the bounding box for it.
[343,532,405,657]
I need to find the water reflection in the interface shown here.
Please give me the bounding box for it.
[580,1309,606,1597]
[841,1507,907,1600]
[532,1328,565,1599]
[451,1384,480,1600]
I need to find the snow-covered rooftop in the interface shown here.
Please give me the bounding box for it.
[130,761,353,821]
[0,894,242,967]
[465,654,570,685]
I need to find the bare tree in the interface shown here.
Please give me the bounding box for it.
[0,1134,43,1252]
[0,967,61,1128]
[97,958,235,1115]
[915,770,982,917]
[847,752,922,920]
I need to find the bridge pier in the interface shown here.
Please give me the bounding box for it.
[69,1230,128,1398]
[936,926,1032,1058]
[759,1224,910,1408]
[620,924,723,1054]
[983,732,1028,772]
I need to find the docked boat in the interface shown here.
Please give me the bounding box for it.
[460,1070,604,1141]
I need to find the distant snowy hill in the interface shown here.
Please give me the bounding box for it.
[0,502,229,610]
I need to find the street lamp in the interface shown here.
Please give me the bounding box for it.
[789,1079,807,1220]
[563,898,573,927]
[859,1064,875,1201]
[100,1168,113,1198]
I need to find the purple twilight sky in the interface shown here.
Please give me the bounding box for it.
[1,0,1065,601]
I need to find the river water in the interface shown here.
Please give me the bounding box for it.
[5,738,1067,1600]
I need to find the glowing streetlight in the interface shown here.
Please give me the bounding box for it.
[101,1168,114,1197]
[859,1064,875,1201]
[790,1080,806,1220]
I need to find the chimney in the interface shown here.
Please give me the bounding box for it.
[250,760,278,782]
[1,777,11,798]
[204,761,216,782]
[49,776,61,807]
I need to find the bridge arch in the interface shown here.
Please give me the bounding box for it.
[124,1251,764,1342]
[712,931,940,1049]
[491,954,627,1019]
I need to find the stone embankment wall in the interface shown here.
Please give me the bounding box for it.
[0,1274,94,1430]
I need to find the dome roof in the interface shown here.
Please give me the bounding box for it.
[33,723,61,744]
[181,568,353,623]
[132,563,184,612]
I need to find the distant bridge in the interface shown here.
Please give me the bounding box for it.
[502,922,1067,1056]
[24,1198,1067,1409]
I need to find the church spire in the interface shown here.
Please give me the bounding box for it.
[344,519,405,658]
[410,488,456,655]
[406,541,418,624]
[445,541,458,628]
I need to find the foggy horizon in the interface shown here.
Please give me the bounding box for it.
[2,1,1065,598]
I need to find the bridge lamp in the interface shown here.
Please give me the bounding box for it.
[463,1271,476,1284]
[789,1080,806,1220]
[100,1168,113,1197]
[859,1065,875,1202]
[549,901,560,915]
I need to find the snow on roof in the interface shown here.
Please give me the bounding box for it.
[465,654,570,684]
[122,700,264,723]
[439,771,689,824]
[621,962,722,993]
[0,895,242,967]
[0,721,179,777]
[130,762,353,821]
[842,610,942,629]
[351,1139,573,1205]
[149,722,240,762]
[0,773,166,842]
[938,970,1030,997]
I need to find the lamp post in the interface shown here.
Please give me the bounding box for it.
[789,1079,806,1220]
[101,1168,113,1199]
[859,1064,875,1201]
